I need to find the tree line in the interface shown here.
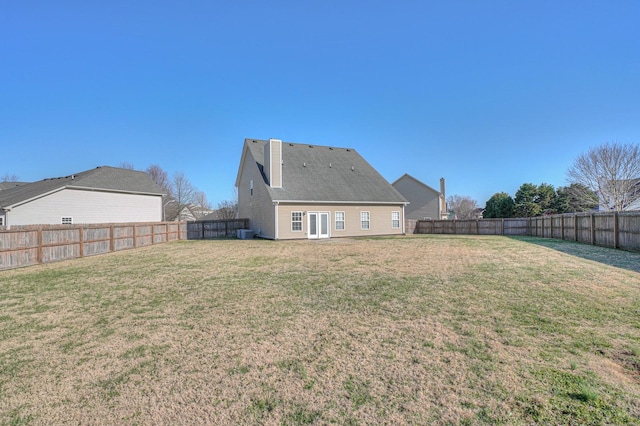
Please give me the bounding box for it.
[448,142,640,219]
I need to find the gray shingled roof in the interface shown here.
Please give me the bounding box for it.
[245,139,407,203]
[0,166,163,209]
[0,182,27,190]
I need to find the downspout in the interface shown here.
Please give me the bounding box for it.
[274,202,279,240]
[2,209,9,230]
[402,204,406,235]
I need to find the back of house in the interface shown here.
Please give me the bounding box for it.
[236,138,408,239]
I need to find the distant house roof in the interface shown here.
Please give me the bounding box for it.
[392,173,442,196]
[0,166,164,209]
[239,139,407,204]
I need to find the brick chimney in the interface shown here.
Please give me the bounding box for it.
[264,139,282,188]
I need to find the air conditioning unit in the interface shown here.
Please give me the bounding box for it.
[237,229,254,240]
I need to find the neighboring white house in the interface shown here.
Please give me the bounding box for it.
[236,138,408,240]
[0,166,164,227]
[392,174,448,220]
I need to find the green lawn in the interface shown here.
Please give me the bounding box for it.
[1,235,639,425]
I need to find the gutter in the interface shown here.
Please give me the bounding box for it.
[271,200,409,205]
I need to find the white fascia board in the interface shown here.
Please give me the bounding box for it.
[68,186,164,196]
[272,200,410,205]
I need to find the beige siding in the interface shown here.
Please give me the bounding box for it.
[393,176,441,220]
[276,204,404,240]
[7,188,162,226]
[237,149,276,238]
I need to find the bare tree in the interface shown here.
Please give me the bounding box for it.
[118,162,136,170]
[1,173,19,182]
[193,191,211,210]
[146,164,173,198]
[447,195,479,219]
[567,142,640,211]
[172,172,197,220]
[217,199,238,220]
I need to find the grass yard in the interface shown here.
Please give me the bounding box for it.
[1,235,639,425]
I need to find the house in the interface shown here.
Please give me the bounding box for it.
[0,166,164,227]
[235,138,408,239]
[392,174,448,220]
[169,204,214,221]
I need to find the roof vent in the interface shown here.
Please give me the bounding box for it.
[351,166,355,171]
[329,163,332,168]
[303,162,306,167]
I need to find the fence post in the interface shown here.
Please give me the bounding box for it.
[133,224,137,248]
[79,227,84,257]
[574,215,578,242]
[501,219,504,236]
[590,214,596,245]
[613,212,619,249]
[37,229,43,265]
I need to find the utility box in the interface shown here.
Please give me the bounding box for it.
[237,229,254,240]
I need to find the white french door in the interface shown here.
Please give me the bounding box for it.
[308,212,330,239]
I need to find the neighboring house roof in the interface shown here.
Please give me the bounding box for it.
[391,173,442,196]
[0,182,28,190]
[238,138,407,204]
[0,166,164,210]
[171,204,214,221]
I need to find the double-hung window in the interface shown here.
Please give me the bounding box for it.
[291,211,303,232]
[392,211,400,229]
[360,211,370,230]
[335,211,345,230]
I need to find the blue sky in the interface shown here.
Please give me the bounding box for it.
[2,1,639,207]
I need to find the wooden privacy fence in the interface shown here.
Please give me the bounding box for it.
[0,221,187,270]
[411,218,530,236]
[187,219,250,239]
[411,211,640,251]
[529,212,640,251]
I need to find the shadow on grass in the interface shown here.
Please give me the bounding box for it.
[511,236,640,274]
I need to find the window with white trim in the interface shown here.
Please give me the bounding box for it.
[360,211,370,230]
[392,211,400,228]
[61,217,73,225]
[291,211,303,232]
[335,211,345,230]
[0,216,4,226]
